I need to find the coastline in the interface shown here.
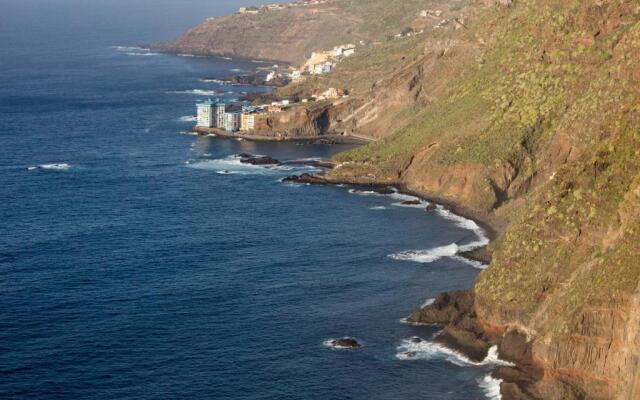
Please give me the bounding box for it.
[281,173,498,264]
[193,126,373,145]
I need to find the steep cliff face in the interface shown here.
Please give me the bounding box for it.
[328,0,640,398]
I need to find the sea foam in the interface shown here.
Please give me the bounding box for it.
[389,243,459,263]
[111,46,160,57]
[168,89,218,96]
[178,116,197,122]
[185,155,318,176]
[396,339,514,368]
[28,163,71,171]
[478,374,504,400]
[388,202,489,266]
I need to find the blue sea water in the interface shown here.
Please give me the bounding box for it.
[1,1,502,399]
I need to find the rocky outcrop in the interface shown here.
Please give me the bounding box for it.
[327,338,362,349]
[239,154,280,165]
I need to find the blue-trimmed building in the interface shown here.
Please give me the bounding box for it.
[196,98,227,129]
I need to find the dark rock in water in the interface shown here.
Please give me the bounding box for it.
[240,155,280,165]
[408,290,493,362]
[237,153,254,158]
[401,200,421,205]
[281,173,328,184]
[330,338,361,348]
[404,351,417,358]
[425,203,437,211]
[459,246,492,265]
[281,159,335,169]
[373,187,396,195]
[410,336,423,344]
[408,290,475,325]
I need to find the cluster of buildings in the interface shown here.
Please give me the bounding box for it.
[196,99,289,132]
[196,99,253,132]
[295,44,356,79]
[238,0,329,15]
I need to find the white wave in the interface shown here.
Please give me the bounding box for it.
[396,339,514,368]
[168,89,218,96]
[177,53,205,58]
[185,155,313,176]
[220,56,233,60]
[392,201,427,208]
[111,45,147,52]
[422,297,436,307]
[126,52,160,57]
[180,131,199,136]
[452,255,488,270]
[389,243,459,263]
[370,206,388,210]
[388,192,428,208]
[251,59,269,63]
[478,374,503,400]
[178,115,197,122]
[29,163,71,171]
[111,46,161,56]
[348,189,380,196]
[436,206,489,250]
[231,68,243,72]
[398,317,431,326]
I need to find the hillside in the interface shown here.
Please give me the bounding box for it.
[154,0,466,63]
[326,0,640,398]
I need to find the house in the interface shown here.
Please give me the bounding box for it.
[304,51,331,73]
[331,44,356,58]
[216,101,227,128]
[196,99,226,128]
[266,104,283,113]
[289,70,302,81]
[196,99,216,128]
[322,87,339,99]
[238,6,259,14]
[310,61,332,75]
[240,112,255,131]
[224,111,241,132]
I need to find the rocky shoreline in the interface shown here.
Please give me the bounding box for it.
[281,169,542,399]
[193,126,371,145]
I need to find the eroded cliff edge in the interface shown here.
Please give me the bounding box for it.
[323,0,640,398]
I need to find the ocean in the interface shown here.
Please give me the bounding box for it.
[1,1,501,399]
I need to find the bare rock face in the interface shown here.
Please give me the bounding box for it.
[408,290,475,325]
[281,173,329,185]
[239,154,281,165]
[408,290,494,362]
[328,338,361,349]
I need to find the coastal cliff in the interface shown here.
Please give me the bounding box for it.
[153,0,458,63]
[325,0,640,398]
[167,0,640,398]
